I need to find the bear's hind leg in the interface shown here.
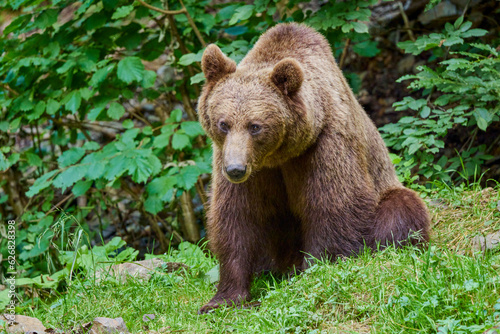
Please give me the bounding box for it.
[371,187,430,248]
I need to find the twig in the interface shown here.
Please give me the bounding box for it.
[146,214,170,252]
[137,0,206,47]
[339,39,350,68]
[179,191,200,243]
[125,101,153,126]
[195,177,207,229]
[136,0,185,15]
[164,13,200,95]
[3,169,26,219]
[398,1,415,42]
[1,83,19,96]
[180,0,207,47]
[179,84,197,122]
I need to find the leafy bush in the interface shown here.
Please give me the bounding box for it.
[381,17,499,184]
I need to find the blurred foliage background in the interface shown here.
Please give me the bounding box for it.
[0,0,499,283]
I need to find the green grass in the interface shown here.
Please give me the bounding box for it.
[13,185,500,333]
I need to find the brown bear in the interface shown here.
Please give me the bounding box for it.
[197,22,430,314]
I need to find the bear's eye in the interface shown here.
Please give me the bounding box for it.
[219,121,229,133]
[250,124,262,135]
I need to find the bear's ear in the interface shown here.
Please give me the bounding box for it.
[202,44,237,84]
[270,58,304,96]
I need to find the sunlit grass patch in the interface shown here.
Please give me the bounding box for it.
[429,184,500,252]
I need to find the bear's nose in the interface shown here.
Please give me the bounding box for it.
[225,164,247,180]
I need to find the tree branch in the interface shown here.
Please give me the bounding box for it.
[137,0,206,47]
[179,0,207,48]
[136,0,185,15]
[398,1,415,42]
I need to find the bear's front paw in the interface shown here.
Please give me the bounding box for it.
[198,292,250,314]
[198,301,221,314]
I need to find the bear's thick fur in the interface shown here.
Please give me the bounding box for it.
[197,23,430,314]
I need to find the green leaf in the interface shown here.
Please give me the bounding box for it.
[64,90,82,113]
[190,72,206,84]
[172,133,191,150]
[72,180,93,197]
[90,64,115,86]
[169,109,183,123]
[0,152,11,171]
[86,12,107,30]
[178,51,203,66]
[58,147,85,168]
[83,141,100,150]
[86,160,107,180]
[56,59,76,74]
[147,175,177,196]
[144,196,164,214]
[408,142,421,155]
[35,9,58,29]
[153,132,172,149]
[352,40,380,58]
[26,152,43,167]
[27,170,59,197]
[53,165,90,191]
[341,23,354,33]
[18,231,55,261]
[108,102,126,120]
[458,21,471,32]
[80,87,93,100]
[218,5,239,20]
[454,16,464,29]
[128,151,162,183]
[229,5,254,25]
[421,106,431,118]
[19,97,34,111]
[434,94,453,106]
[352,22,368,34]
[142,70,157,88]
[443,36,463,47]
[205,264,220,284]
[123,119,134,129]
[474,108,491,131]
[177,166,201,190]
[181,121,205,137]
[103,0,119,10]
[46,99,60,115]
[112,5,134,20]
[117,57,145,84]
[4,14,31,35]
[461,29,487,38]
[389,153,402,165]
[28,101,46,121]
[104,154,128,180]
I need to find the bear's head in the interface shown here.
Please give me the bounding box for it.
[198,44,309,184]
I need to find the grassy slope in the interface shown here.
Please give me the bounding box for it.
[21,185,500,333]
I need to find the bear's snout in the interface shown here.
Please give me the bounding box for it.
[225,164,247,182]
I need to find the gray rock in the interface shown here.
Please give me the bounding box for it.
[89,317,129,334]
[472,231,500,251]
[1,315,46,334]
[428,198,449,209]
[418,0,460,25]
[142,314,155,322]
[482,324,500,334]
[397,55,415,74]
[95,258,189,283]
